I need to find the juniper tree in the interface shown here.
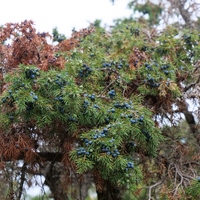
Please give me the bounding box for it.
[0,10,200,200]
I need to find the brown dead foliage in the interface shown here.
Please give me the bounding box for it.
[0,133,38,162]
[0,20,80,72]
[129,47,148,70]
[71,27,95,39]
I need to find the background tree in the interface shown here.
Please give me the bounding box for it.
[115,0,200,29]
[0,1,200,199]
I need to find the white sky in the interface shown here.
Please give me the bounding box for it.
[1,0,132,37]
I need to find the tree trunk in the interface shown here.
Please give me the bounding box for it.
[44,162,69,200]
[42,162,93,200]
[97,180,122,200]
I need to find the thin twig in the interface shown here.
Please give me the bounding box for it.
[17,162,27,200]
[184,74,200,92]
[96,67,120,76]
[173,164,184,197]
[100,80,116,96]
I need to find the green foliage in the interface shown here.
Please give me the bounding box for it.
[128,1,162,25]
[93,19,102,28]
[185,179,200,199]
[27,194,51,200]
[52,27,66,42]
[1,65,81,128]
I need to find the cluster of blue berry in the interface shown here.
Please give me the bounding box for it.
[30,91,38,101]
[120,113,144,124]
[83,100,90,108]
[141,129,152,141]
[160,65,170,75]
[144,63,174,88]
[101,143,120,157]
[145,75,160,88]
[83,94,101,110]
[93,128,109,139]
[78,64,92,77]
[114,102,132,109]
[126,161,134,169]
[1,90,14,106]
[25,68,39,79]
[88,94,95,101]
[130,116,144,124]
[108,89,116,98]
[84,138,93,146]
[102,60,129,69]
[54,74,68,88]
[54,96,66,114]
[76,147,90,155]
[183,34,193,47]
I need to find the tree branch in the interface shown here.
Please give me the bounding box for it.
[168,0,195,29]
[183,75,200,92]
[17,162,27,200]
[2,152,64,163]
[147,179,164,200]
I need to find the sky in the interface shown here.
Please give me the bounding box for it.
[1,0,133,37]
[0,0,132,197]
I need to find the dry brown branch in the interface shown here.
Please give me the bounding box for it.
[147,179,164,200]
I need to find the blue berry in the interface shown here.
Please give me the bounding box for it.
[109,139,114,143]
[84,100,89,108]
[138,116,144,122]
[59,97,63,101]
[110,108,115,113]
[33,95,38,100]
[84,138,89,143]
[93,104,100,109]
[88,141,93,145]
[108,90,116,98]
[89,94,95,101]
[117,65,122,69]
[9,115,14,120]
[93,135,97,139]
[130,119,137,124]
[129,141,135,146]
[103,128,108,134]
[163,70,169,75]
[2,98,6,103]
[124,103,131,109]
[127,161,134,169]
[31,74,35,79]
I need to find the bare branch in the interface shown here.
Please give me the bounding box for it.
[17,162,27,200]
[147,179,164,200]
[183,75,200,92]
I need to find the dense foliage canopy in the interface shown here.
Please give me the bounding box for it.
[1,1,200,199]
